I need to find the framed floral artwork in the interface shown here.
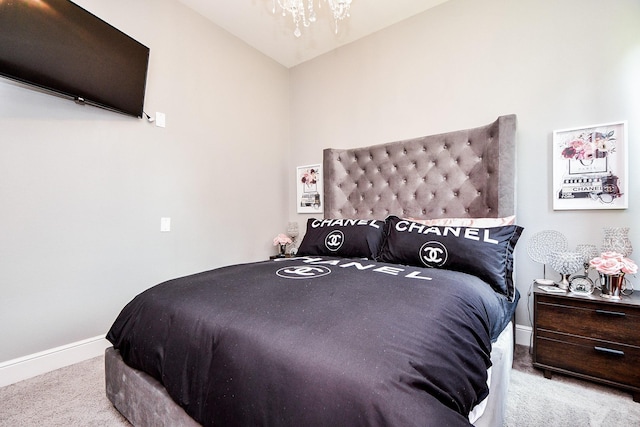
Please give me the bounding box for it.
[552,121,628,210]
[296,164,323,213]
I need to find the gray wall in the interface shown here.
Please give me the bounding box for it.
[0,0,290,363]
[288,0,640,327]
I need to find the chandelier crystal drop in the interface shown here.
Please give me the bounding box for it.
[273,0,353,38]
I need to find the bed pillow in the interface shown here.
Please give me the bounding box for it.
[406,215,516,228]
[378,216,523,300]
[297,218,386,259]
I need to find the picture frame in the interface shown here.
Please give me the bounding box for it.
[552,121,628,210]
[296,164,323,214]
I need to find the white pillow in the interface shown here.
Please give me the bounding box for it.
[406,215,515,228]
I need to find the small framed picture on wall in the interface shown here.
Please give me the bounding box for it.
[296,164,323,213]
[552,121,628,210]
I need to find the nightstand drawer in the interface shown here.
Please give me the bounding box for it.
[536,330,640,388]
[536,296,640,346]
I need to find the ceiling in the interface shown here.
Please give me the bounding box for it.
[177,0,450,68]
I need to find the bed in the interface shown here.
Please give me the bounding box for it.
[105,114,520,426]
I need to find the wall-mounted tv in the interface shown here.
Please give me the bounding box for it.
[0,0,149,118]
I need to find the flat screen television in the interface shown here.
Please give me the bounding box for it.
[0,0,149,118]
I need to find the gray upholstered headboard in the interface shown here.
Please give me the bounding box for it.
[323,115,516,220]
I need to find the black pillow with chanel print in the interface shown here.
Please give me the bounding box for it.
[297,218,386,260]
[378,216,523,301]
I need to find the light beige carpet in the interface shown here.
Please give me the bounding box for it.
[505,345,640,426]
[1,345,638,426]
[0,356,129,426]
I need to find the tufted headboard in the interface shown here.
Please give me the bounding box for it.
[323,115,516,220]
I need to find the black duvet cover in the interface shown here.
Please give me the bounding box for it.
[107,256,518,427]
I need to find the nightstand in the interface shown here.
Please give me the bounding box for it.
[269,254,293,260]
[533,286,640,402]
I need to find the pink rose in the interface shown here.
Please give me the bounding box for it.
[621,258,638,275]
[599,258,624,275]
[570,139,585,150]
[600,251,623,260]
[590,251,636,275]
[582,142,595,159]
[589,256,604,270]
[273,233,292,246]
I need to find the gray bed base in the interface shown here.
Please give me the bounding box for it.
[105,115,518,426]
[105,346,199,427]
[105,321,514,427]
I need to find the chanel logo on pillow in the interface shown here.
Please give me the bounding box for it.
[420,241,448,267]
[325,230,344,251]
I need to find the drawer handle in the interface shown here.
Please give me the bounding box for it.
[595,309,626,317]
[594,346,625,356]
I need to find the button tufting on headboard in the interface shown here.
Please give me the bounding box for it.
[323,115,516,220]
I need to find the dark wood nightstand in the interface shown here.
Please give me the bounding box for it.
[533,286,640,402]
[269,254,293,260]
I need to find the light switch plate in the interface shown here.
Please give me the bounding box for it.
[155,112,166,128]
[160,217,171,232]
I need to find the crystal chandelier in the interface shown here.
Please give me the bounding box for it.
[273,0,353,38]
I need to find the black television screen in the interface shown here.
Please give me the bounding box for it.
[0,0,149,118]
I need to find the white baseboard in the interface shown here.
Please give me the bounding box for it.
[515,323,532,348]
[0,335,111,388]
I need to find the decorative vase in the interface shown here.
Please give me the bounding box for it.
[569,275,595,295]
[599,273,625,300]
[277,244,287,258]
[575,244,599,274]
[602,227,633,257]
[548,251,583,290]
[287,222,299,243]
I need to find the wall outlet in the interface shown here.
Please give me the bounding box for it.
[160,217,171,232]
